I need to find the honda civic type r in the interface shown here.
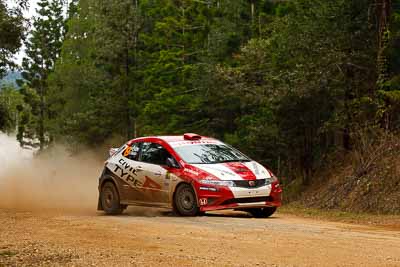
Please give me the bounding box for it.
[98,133,282,217]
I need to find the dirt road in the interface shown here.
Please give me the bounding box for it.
[0,134,399,266]
[1,208,399,267]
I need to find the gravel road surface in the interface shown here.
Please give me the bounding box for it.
[1,208,399,267]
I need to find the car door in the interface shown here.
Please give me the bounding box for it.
[107,142,149,203]
[137,142,175,204]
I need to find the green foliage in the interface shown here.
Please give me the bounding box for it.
[207,0,378,182]
[0,85,24,132]
[12,0,399,188]
[21,0,65,149]
[0,101,11,130]
[48,0,140,145]
[0,0,25,77]
[376,1,400,130]
[49,0,270,145]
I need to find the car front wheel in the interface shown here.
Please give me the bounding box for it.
[174,184,199,216]
[100,181,124,215]
[248,207,277,218]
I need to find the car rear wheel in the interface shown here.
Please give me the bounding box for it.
[100,182,124,215]
[174,184,199,216]
[248,207,277,218]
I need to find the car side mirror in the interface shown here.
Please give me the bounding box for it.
[166,157,180,168]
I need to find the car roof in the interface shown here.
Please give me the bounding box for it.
[128,135,217,144]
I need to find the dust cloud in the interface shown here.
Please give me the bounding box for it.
[0,133,102,214]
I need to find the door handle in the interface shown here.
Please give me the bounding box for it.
[154,171,162,176]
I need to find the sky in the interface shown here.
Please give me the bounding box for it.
[7,0,39,20]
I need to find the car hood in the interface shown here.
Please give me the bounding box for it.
[191,161,271,181]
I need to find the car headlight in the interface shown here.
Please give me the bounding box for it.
[265,175,278,185]
[199,179,235,187]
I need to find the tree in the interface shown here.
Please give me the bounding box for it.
[375,0,400,131]
[47,0,142,145]
[46,0,282,144]
[0,85,24,132]
[21,0,65,150]
[139,0,261,135]
[38,0,396,189]
[212,0,378,184]
[376,0,392,85]
[0,0,25,78]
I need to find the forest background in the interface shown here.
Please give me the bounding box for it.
[1,0,399,213]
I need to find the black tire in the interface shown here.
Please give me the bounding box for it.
[100,181,124,215]
[248,207,277,218]
[173,184,199,216]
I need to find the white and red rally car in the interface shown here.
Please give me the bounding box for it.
[98,133,282,217]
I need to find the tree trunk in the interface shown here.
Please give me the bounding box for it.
[376,0,392,84]
[125,45,132,140]
[39,82,45,151]
[343,66,354,151]
[251,1,255,25]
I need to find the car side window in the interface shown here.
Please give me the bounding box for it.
[140,142,174,166]
[123,142,141,161]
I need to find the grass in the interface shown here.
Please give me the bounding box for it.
[279,203,400,229]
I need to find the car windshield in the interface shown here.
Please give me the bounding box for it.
[174,143,251,164]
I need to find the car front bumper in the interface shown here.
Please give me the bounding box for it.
[195,181,282,212]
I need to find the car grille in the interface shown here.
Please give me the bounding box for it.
[233,179,266,188]
[221,196,272,206]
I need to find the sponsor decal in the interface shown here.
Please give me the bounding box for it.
[199,198,208,206]
[113,158,143,187]
[164,172,171,186]
[221,171,236,177]
[170,140,220,147]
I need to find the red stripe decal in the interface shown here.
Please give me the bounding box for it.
[223,162,256,180]
[143,176,162,190]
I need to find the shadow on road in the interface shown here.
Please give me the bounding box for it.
[102,207,281,219]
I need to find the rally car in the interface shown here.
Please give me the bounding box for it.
[98,133,282,217]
